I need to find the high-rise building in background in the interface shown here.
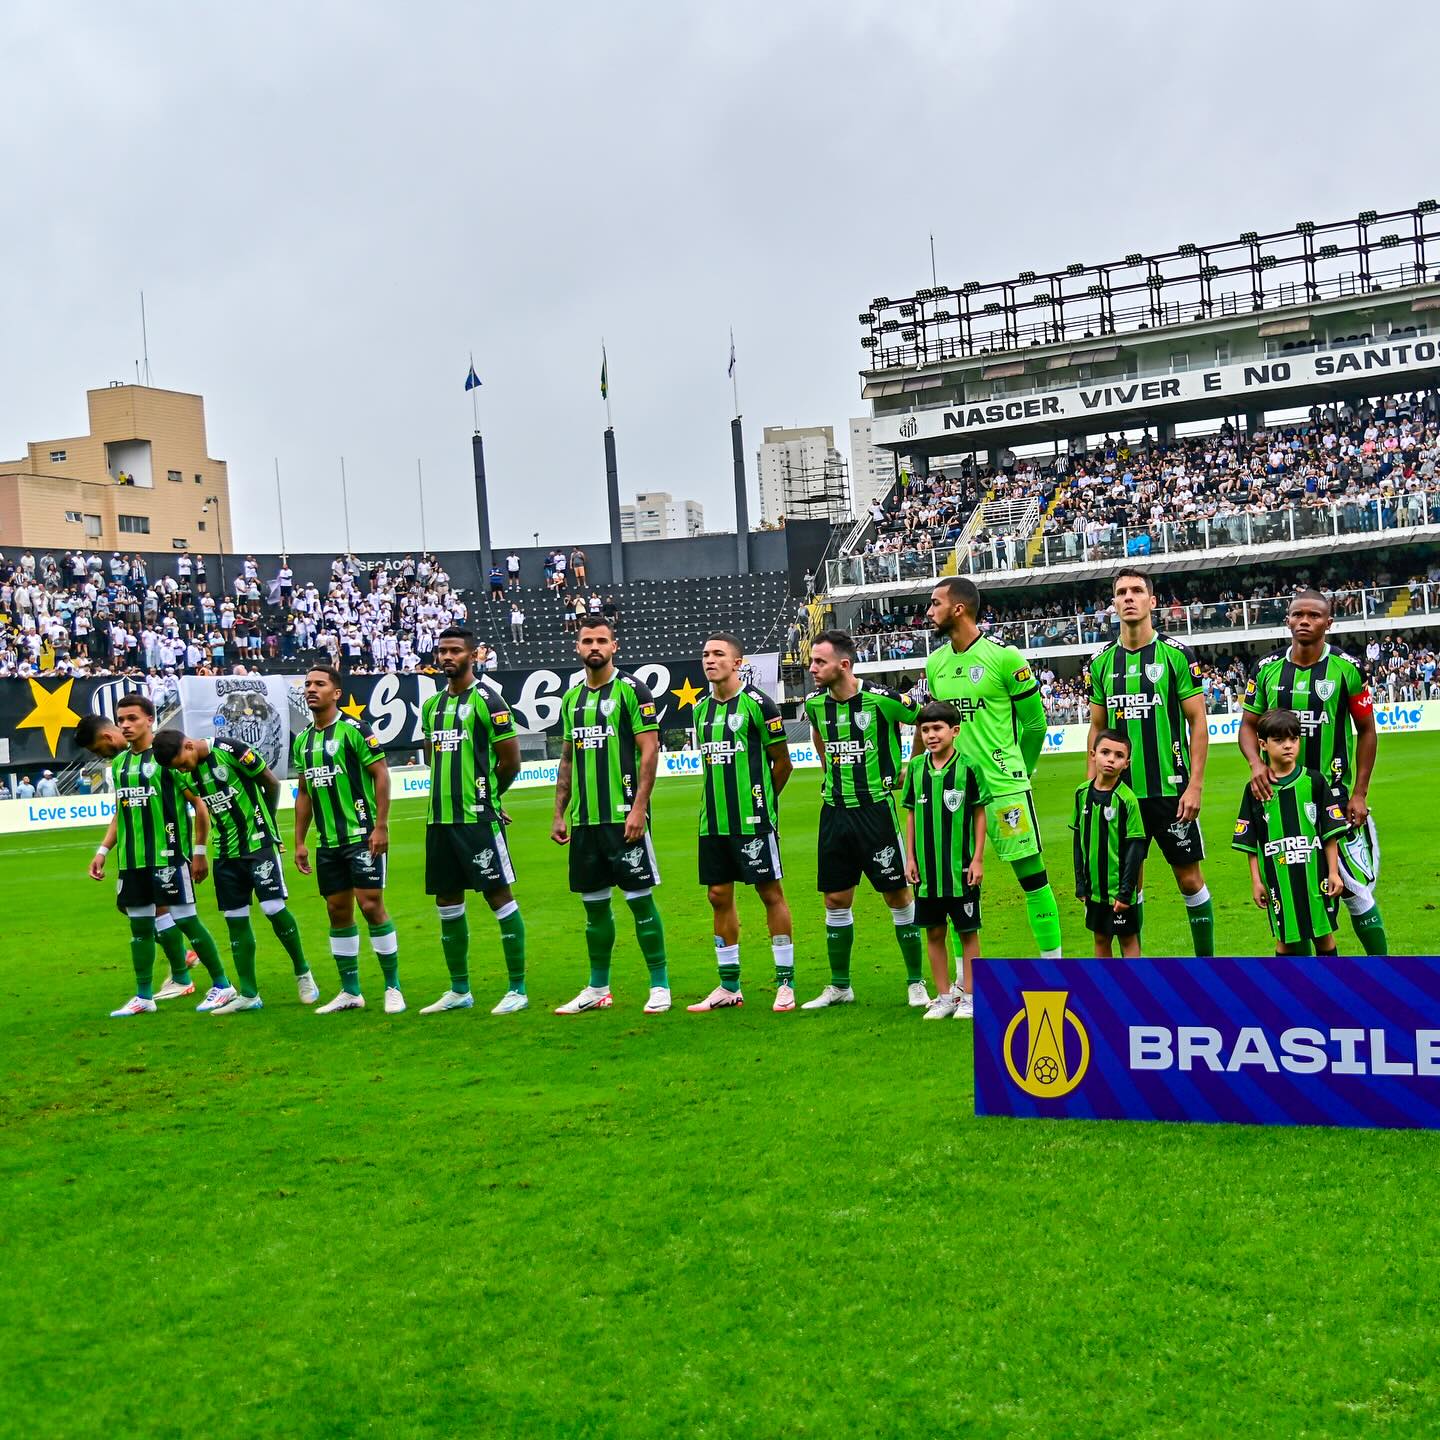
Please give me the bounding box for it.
[619,491,705,542]
[848,416,897,514]
[756,425,850,526]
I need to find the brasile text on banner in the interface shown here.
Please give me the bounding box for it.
[975,956,1440,1131]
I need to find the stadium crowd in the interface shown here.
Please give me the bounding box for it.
[0,549,480,680]
[859,392,1440,571]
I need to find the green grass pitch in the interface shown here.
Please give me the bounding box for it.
[4,740,1440,1437]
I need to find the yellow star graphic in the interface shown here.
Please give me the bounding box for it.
[17,677,82,756]
[339,694,367,722]
[670,677,704,710]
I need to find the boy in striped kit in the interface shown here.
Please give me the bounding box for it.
[902,702,985,1020]
[1071,730,1147,959]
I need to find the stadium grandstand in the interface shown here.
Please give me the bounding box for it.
[796,202,1440,707]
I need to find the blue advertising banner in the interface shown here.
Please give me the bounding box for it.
[974,957,1440,1130]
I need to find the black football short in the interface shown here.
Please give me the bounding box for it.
[816,801,908,894]
[426,820,515,896]
[315,841,387,897]
[1139,795,1206,866]
[698,831,784,887]
[914,891,982,933]
[1085,899,1140,938]
[214,848,289,912]
[569,823,661,894]
[115,863,194,914]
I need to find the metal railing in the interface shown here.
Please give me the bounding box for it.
[848,582,1434,665]
[827,490,1440,592]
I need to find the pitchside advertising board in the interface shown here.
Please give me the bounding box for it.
[976,957,1440,1130]
[872,335,1440,447]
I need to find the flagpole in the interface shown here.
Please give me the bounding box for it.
[469,351,480,432]
[729,326,740,418]
[339,456,352,555]
[602,337,613,429]
[274,457,287,553]
[417,458,428,553]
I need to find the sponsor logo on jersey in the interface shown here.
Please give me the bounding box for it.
[766,715,785,736]
[1263,835,1321,863]
[364,733,379,749]
[241,750,258,767]
[1234,818,1250,836]
[1326,804,1345,822]
[1190,662,1203,680]
[1003,990,1090,1098]
[943,789,962,813]
[639,703,656,720]
[491,711,511,728]
[1014,666,1032,683]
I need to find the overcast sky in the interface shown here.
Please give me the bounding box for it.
[4,1,1437,555]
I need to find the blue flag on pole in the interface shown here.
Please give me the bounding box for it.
[465,363,482,392]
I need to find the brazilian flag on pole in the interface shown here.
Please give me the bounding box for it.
[600,346,609,400]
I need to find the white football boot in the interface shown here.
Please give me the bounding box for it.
[772,983,796,1012]
[686,986,743,1012]
[212,993,264,1015]
[196,984,238,1013]
[154,977,195,1001]
[383,987,407,1015]
[296,971,321,1004]
[491,990,530,1015]
[110,995,157,1017]
[555,985,613,1014]
[923,991,958,1020]
[420,990,474,1014]
[907,982,932,1009]
[954,990,974,1020]
[643,987,672,1014]
[801,984,855,1009]
[316,991,366,1014]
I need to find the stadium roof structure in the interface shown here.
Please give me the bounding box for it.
[860,204,1440,455]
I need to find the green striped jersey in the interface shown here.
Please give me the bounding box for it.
[1070,780,1145,905]
[924,634,1040,800]
[694,684,786,837]
[901,750,980,898]
[804,680,918,809]
[110,747,193,869]
[1232,767,1348,943]
[421,681,517,824]
[1242,646,1371,790]
[291,716,386,848]
[561,672,659,827]
[186,737,278,859]
[1087,633,1202,799]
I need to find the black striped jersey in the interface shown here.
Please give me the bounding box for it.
[1087,633,1202,799]
[110,747,193,870]
[804,680,919,809]
[186,737,278,859]
[561,672,659,827]
[291,716,386,848]
[1243,646,1371,790]
[901,749,981,898]
[421,681,516,824]
[694,684,786,837]
[1233,767,1349,943]
[1070,780,1146,906]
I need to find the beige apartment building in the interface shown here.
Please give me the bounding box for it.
[0,384,234,554]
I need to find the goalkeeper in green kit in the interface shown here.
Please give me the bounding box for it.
[925,577,1063,957]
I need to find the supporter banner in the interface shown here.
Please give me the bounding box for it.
[975,957,1440,1130]
[0,744,826,836]
[177,675,304,778]
[873,336,1440,446]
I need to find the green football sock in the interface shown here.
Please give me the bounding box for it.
[128,915,156,1000]
[1350,904,1389,956]
[224,915,260,998]
[1184,890,1215,957]
[1014,860,1062,956]
[895,918,924,985]
[583,897,615,988]
[438,906,470,995]
[330,925,361,994]
[715,941,741,992]
[825,913,854,986]
[626,893,668,988]
[177,913,228,987]
[155,918,190,982]
[772,936,795,987]
[268,907,310,976]
[368,920,399,988]
[496,903,526,994]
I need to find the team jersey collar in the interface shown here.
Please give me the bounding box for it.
[924,748,959,775]
[1272,766,1304,790]
[1286,643,1331,669]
